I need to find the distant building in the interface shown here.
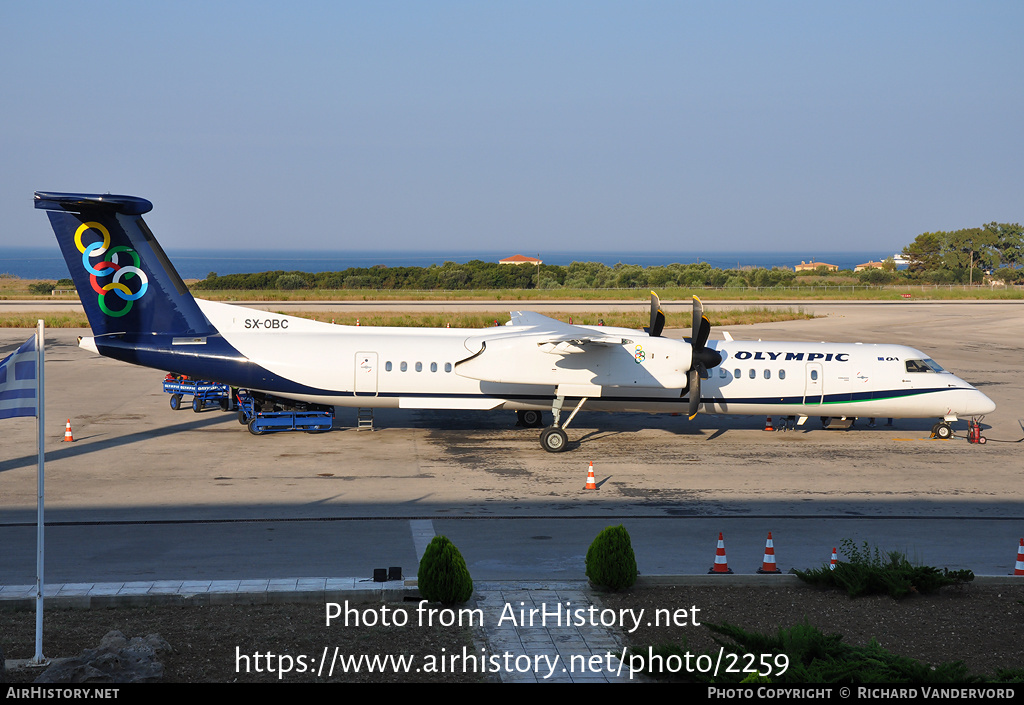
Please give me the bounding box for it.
[794,260,838,272]
[854,261,885,272]
[500,254,542,265]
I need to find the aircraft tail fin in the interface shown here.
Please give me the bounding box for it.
[34,192,216,338]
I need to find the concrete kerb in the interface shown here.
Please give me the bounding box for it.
[1,574,1019,611]
[0,579,413,611]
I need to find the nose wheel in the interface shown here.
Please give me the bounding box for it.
[931,421,953,439]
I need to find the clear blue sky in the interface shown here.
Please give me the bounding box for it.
[3,1,1021,254]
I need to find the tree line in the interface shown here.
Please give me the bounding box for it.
[901,222,1024,284]
[185,222,1024,291]
[191,261,801,291]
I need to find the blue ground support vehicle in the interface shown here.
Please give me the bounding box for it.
[163,374,233,413]
[235,390,335,435]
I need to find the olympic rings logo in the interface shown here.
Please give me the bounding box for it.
[634,344,646,364]
[74,221,149,318]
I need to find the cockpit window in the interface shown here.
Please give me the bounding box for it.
[906,359,946,373]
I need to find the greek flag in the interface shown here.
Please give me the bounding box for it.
[0,335,38,419]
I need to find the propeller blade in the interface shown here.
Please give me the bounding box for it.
[694,316,711,349]
[691,295,703,339]
[649,291,665,337]
[687,368,701,419]
[689,294,722,383]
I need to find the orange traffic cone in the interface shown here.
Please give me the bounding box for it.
[63,419,74,442]
[757,532,781,574]
[584,462,597,490]
[829,547,838,571]
[764,416,774,431]
[1014,538,1024,576]
[708,532,733,574]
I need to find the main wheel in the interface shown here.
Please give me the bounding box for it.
[540,426,568,453]
[247,418,265,436]
[169,394,182,410]
[935,423,953,440]
[518,409,544,427]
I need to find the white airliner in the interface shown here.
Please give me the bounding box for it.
[35,191,996,451]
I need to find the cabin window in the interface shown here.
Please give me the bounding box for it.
[811,369,818,380]
[400,362,408,372]
[764,369,771,379]
[779,369,786,380]
[385,361,392,372]
[415,362,423,372]
[719,368,727,379]
[749,369,756,379]
[430,362,438,372]
[445,362,452,373]
[734,369,741,378]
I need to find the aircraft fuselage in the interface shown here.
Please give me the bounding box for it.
[86,298,994,421]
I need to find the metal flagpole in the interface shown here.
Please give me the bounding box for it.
[33,319,46,664]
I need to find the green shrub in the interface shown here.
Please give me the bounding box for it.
[585,525,638,591]
[28,281,55,294]
[793,539,973,598]
[708,621,977,683]
[417,535,473,605]
[276,273,308,290]
[632,622,978,683]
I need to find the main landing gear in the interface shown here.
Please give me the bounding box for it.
[516,409,544,428]
[537,395,588,453]
[540,426,568,452]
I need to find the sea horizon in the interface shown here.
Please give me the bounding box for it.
[0,247,900,281]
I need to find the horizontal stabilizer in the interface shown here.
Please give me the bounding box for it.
[34,192,153,216]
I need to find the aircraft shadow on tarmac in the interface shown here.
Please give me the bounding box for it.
[0,414,228,475]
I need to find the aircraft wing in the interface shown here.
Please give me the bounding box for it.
[509,310,564,328]
[506,311,627,352]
